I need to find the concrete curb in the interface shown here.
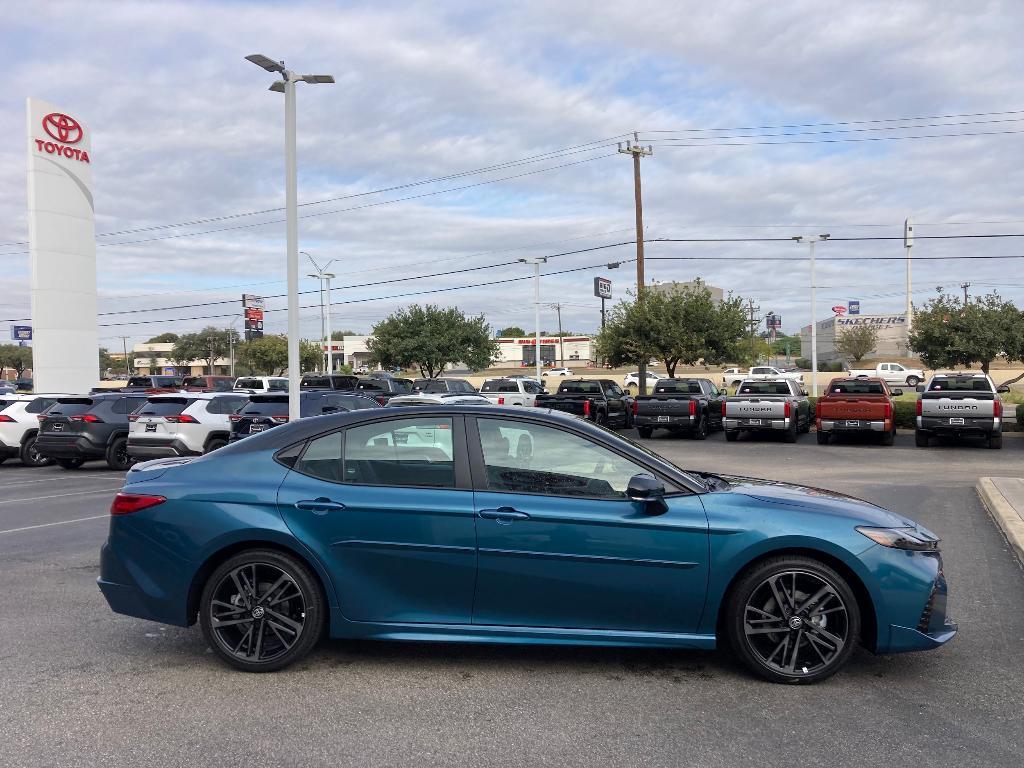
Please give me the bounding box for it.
[977,478,1024,566]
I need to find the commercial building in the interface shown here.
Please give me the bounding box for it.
[130,343,232,377]
[493,336,596,368]
[800,314,910,363]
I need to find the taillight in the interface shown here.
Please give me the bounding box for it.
[534,400,543,407]
[165,414,199,424]
[583,399,591,418]
[37,414,47,422]
[994,400,1002,418]
[784,401,791,419]
[71,413,103,423]
[721,400,727,416]
[884,402,893,419]
[916,399,922,416]
[271,415,289,423]
[497,397,505,405]
[0,414,15,423]
[632,400,638,416]
[110,493,166,515]
[375,396,388,406]
[229,413,243,422]
[128,414,140,422]
[688,400,696,416]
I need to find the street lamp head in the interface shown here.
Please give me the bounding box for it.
[245,54,285,73]
[322,273,336,279]
[301,74,335,84]
[269,80,286,93]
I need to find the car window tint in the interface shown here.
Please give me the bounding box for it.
[241,399,287,415]
[50,401,91,416]
[235,379,260,390]
[295,432,344,483]
[336,395,378,410]
[25,397,57,414]
[343,417,455,488]
[268,380,289,391]
[138,399,190,416]
[476,418,645,499]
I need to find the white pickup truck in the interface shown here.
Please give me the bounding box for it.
[723,366,804,389]
[915,372,1008,449]
[846,362,925,387]
[479,377,544,406]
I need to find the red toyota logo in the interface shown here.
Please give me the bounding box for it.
[42,113,83,144]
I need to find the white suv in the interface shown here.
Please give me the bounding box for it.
[623,371,664,389]
[128,393,250,459]
[0,394,70,466]
[233,376,289,393]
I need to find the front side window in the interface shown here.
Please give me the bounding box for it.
[476,418,647,499]
[342,417,455,487]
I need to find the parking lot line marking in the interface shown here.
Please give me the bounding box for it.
[0,488,121,506]
[0,514,109,535]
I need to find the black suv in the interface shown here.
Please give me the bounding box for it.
[229,392,380,442]
[412,378,478,394]
[354,376,414,404]
[36,393,149,470]
[299,374,359,391]
[122,375,183,392]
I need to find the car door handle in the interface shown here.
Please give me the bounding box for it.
[478,507,530,523]
[294,498,346,512]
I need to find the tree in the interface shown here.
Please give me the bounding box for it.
[237,335,289,375]
[99,347,116,376]
[148,353,160,374]
[0,345,33,379]
[146,332,179,344]
[596,281,747,377]
[909,290,1024,375]
[171,327,234,374]
[330,330,359,340]
[835,324,880,362]
[300,339,324,373]
[368,304,498,378]
[497,326,527,338]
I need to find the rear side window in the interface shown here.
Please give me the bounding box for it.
[207,396,249,414]
[294,432,343,482]
[137,399,190,416]
[181,377,204,388]
[0,399,15,411]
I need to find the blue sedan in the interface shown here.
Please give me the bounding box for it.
[98,406,955,683]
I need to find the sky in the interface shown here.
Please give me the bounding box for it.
[3,0,1024,349]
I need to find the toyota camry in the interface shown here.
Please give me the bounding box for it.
[98,406,955,683]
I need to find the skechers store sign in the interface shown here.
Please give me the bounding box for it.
[837,315,906,326]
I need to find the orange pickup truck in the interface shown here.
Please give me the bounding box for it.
[815,376,902,445]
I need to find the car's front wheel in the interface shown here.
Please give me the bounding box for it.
[726,556,860,684]
[906,376,920,387]
[200,549,325,672]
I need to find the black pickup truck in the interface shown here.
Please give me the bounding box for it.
[533,379,633,428]
[632,378,726,439]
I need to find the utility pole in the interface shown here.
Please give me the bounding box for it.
[228,330,236,377]
[961,282,971,305]
[746,299,761,365]
[904,218,914,333]
[119,336,131,375]
[519,257,548,382]
[207,335,216,375]
[793,234,830,397]
[619,133,653,394]
[548,303,565,367]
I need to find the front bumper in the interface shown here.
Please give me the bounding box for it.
[723,417,789,431]
[127,436,201,458]
[819,419,888,433]
[35,434,105,460]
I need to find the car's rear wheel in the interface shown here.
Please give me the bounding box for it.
[725,430,739,442]
[636,426,653,439]
[914,430,930,447]
[20,434,53,467]
[816,430,829,445]
[988,433,1003,449]
[880,428,895,446]
[106,437,134,471]
[691,415,708,440]
[726,556,860,684]
[200,549,324,672]
[55,458,85,469]
[205,438,227,454]
[783,421,798,443]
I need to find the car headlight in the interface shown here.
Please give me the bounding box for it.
[856,526,939,551]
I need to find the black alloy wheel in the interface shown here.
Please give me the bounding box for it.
[727,556,860,684]
[637,426,653,439]
[106,437,135,471]
[20,434,53,467]
[200,549,324,672]
[55,457,85,469]
[691,414,708,440]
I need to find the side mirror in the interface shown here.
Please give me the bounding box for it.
[997,385,1010,394]
[892,389,904,397]
[800,390,809,397]
[915,385,925,393]
[627,473,668,515]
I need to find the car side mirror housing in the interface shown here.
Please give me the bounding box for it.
[996,385,1010,394]
[627,473,668,515]
[892,388,903,397]
[915,385,925,393]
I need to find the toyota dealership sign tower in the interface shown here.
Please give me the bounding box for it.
[26,98,99,393]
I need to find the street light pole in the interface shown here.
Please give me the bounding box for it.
[246,54,334,421]
[519,257,548,382]
[793,234,830,397]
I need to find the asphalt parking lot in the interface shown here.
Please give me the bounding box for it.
[2,432,1023,768]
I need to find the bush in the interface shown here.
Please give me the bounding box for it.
[795,358,811,370]
[1017,402,1024,431]
[894,401,917,429]
[817,360,844,372]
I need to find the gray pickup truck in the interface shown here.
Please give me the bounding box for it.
[915,373,1009,449]
[723,378,811,443]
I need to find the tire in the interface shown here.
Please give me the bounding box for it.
[595,410,608,426]
[988,433,1003,450]
[816,430,829,445]
[106,436,135,471]
[725,555,861,684]
[0,456,6,465]
[783,423,798,443]
[880,428,895,446]
[800,413,811,433]
[725,430,739,442]
[199,548,325,672]
[55,458,85,469]
[691,415,708,440]
[906,376,920,387]
[205,438,227,454]
[914,430,930,448]
[19,434,53,467]
[637,426,653,439]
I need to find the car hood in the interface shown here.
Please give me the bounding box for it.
[716,474,920,529]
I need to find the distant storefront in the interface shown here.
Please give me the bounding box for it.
[493,336,596,368]
[800,314,910,362]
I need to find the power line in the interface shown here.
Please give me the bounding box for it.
[645,127,1024,149]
